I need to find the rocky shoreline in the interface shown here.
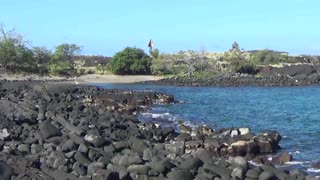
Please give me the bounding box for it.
[0,80,318,179]
[145,64,320,87]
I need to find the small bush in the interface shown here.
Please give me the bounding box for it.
[86,69,95,74]
[49,62,72,76]
[110,47,151,75]
[251,50,289,65]
[231,61,258,75]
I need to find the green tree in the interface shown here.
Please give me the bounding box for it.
[110,47,151,75]
[0,24,36,72]
[50,43,81,75]
[224,41,246,61]
[33,47,52,64]
[149,48,159,59]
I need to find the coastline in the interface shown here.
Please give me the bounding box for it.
[0,80,319,179]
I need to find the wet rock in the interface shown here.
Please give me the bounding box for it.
[271,151,292,164]
[290,169,308,177]
[312,161,320,169]
[229,140,260,157]
[39,122,62,139]
[254,135,276,153]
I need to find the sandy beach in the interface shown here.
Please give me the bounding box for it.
[76,74,164,84]
[0,73,164,84]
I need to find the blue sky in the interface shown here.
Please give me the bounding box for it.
[1,0,320,56]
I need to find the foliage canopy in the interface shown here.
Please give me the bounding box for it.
[110,47,151,75]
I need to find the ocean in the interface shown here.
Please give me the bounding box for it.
[92,83,320,175]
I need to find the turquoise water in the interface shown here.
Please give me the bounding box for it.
[93,83,320,173]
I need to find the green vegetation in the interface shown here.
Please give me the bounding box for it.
[49,43,82,75]
[110,47,151,75]
[1,23,319,78]
[0,24,36,73]
[250,49,289,65]
[149,48,160,59]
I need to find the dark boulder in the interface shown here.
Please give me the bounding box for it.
[246,169,260,179]
[74,151,91,165]
[202,163,232,178]
[228,156,249,171]
[39,122,62,139]
[178,157,203,170]
[0,162,13,180]
[271,151,292,164]
[72,162,87,176]
[129,137,148,154]
[84,134,107,148]
[148,158,174,174]
[127,164,150,175]
[167,170,194,180]
[192,148,213,164]
[258,171,275,180]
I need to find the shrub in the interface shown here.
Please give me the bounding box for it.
[250,49,289,65]
[110,47,151,75]
[149,48,159,59]
[231,61,258,75]
[49,61,71,76]
[0,24,37,72]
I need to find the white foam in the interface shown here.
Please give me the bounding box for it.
[151,113,171,119]
[248,161,262,166]
[307,168,320,173]
[285,161,304,165]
